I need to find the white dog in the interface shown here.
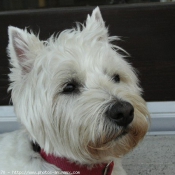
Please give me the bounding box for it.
[0,7,149,175]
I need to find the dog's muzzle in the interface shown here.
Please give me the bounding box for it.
[106,101,134,127]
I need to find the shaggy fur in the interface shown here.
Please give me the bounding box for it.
[0,7,149,175]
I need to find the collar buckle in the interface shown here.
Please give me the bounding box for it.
[103,161,113,175]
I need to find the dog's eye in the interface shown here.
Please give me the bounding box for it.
[62,81,80,94]
[63,83,76,93]
[112,74,120,83]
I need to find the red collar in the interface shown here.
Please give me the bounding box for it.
[40,149,114,175]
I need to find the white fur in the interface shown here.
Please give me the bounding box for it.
[0,7,149,175]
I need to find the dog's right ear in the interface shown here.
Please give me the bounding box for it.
[7,26,44,74]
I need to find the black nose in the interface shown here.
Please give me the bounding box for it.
[106,101,134,127]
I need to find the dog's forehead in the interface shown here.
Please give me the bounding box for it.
[51,46,129,80]
[52,34,122,67]
[46,30,134,81]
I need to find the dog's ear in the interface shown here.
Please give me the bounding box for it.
[7,26,43,74]
[87,7,105,27]
[85,7,108,41]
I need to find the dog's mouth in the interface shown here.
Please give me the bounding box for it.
[103,127,130,143]
[107,128,129,144]
[87,128,129,152]
[114,129,128,140]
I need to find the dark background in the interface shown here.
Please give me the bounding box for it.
[0,3,175,105]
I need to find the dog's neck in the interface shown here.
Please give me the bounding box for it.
[32,142,114,175]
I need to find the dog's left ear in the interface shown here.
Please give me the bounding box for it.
[85,7,108,41]
[87,7,105,27]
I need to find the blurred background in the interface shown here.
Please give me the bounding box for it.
[0,0,175,11]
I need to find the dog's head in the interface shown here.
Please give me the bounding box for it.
[8,7,149,164]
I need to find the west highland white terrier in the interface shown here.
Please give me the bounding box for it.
[0,7,149,175]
